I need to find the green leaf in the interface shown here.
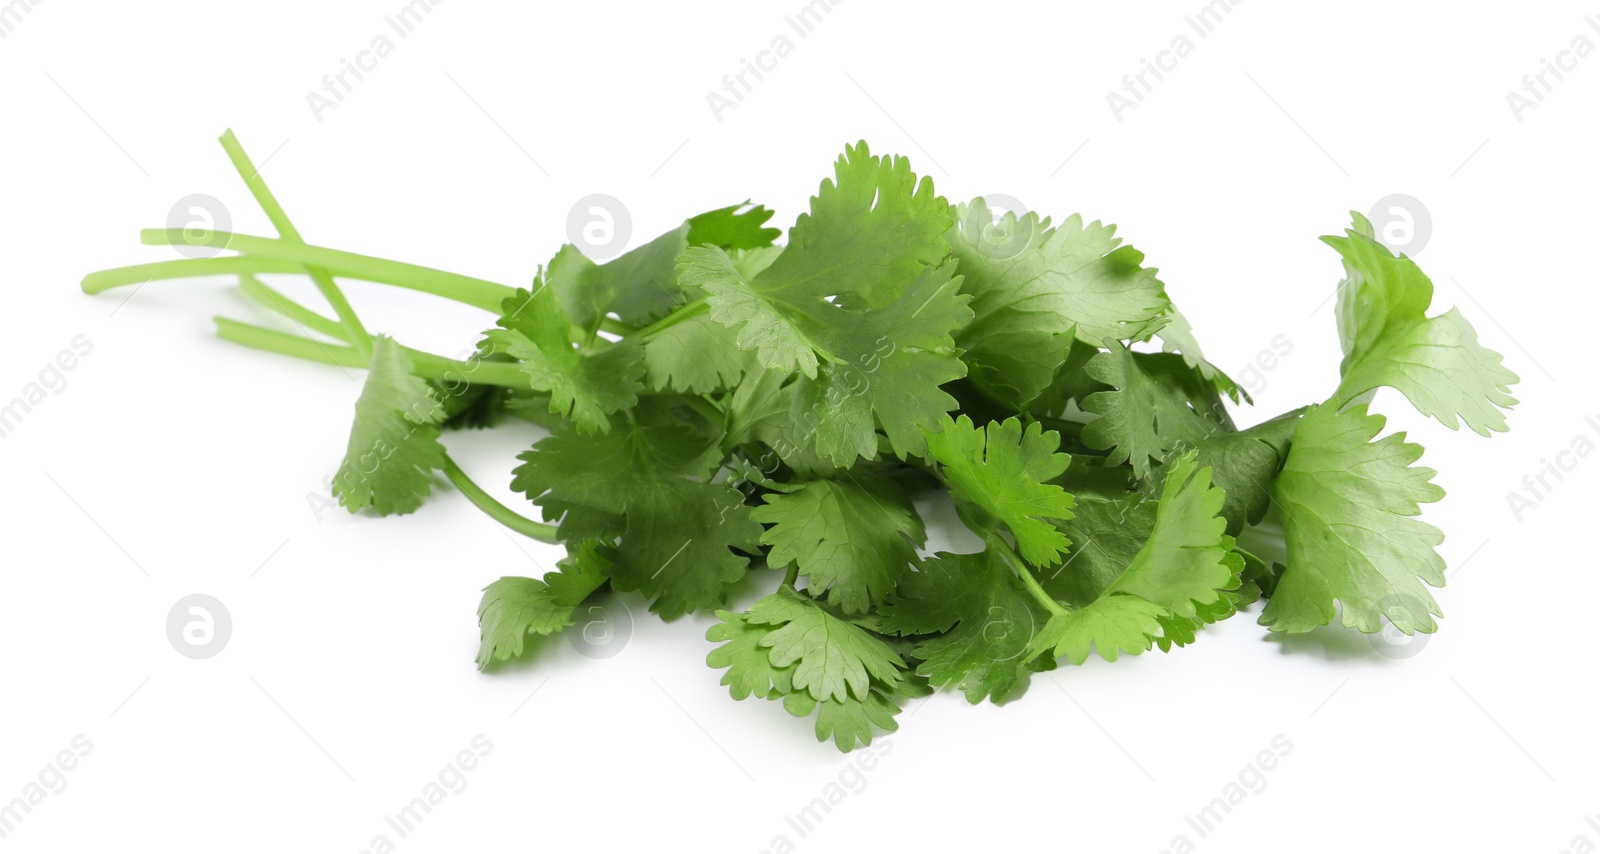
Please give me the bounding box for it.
[475,540,608,669]
[512,419,761,618]
[924,414,1076,566]
[751,473,924,614]
[1081,343,1232,479]
[1170,408,1300,536]
[332,335,448,516]
[1260,402,1446,634]
[1029,452,1240,664]
[786,686,908,752]
[795,261,971,462]
[642,312,755,394]
[484,278,643,434]
[878,551,1047,703]
[948,199,1171,407]
[705,610,796,701]
[1028,595,1168,665]
[746,588,906,703]
[706,602,915,751]
[1043,495,1157,608]
[685,202,782,250]
[686,142,971,462]
[1104,453,1239,620]
[1325,221,1518,435]
[549,203,780,335]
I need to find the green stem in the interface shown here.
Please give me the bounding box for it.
[627,297,708,340]
[239,275,348,341]
[219,129,373,357]
[679,394,725,428]
[139,228,517,311]
[442,455,559,543]
[214,317,531,388]
[83,256,307,292]
[781,563,800,589]
[216,316,366,369]
[988,533,1068,616]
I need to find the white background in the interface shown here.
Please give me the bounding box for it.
[1,1,1595,851]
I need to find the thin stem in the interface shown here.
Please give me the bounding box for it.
[83,256,307,293]
[627,297,708,340]
[781,563,800,589]
[988,534,1068,616]
[214,317,532,388]
[239,275,348,341]
[216,316,367,369]
[442,455,559,543]
[219,129,373,358]
[140,228,517,311]
[679,394,725,427]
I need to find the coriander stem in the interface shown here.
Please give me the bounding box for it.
[219,129,373,358]
[139,228,517,312]
[627,297,708,340]
[679,394,725,428]
[781,563,800,589]
[988,534,1068,616]
[83,257,308,292]
[442,455,559,543]
[216,316,366,369]
[239,275,348,341]
[214,317,532,388]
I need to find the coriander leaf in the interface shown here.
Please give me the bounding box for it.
[512,418,762,617]
[1104,453,1240,620]
[608,480,763,619]
[550,203,781,335]
[475,540,608,669]
[547,228,688,333]
[794,261,971,462]
[784,686,906,752]
[878,550,1048,703]
[747,588,906,703]
[484,279,642,434]
[1028,595,1167,665]
[1260,402,1446,634]
[1043,495,1157,608]
[707,603,913,750]
[1081,343,1232,479]
[751,473,925,614]
[642,312,755,394]
[1326,218,1518,435]
[705,610,796,701]
[924,414,1076,566]
[691,140,955,377]
[685,201,782,250]
[1029,452,1240,664]
[1171,407,1300,536]
[332,335,448,515]
[948,200,1171,392]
